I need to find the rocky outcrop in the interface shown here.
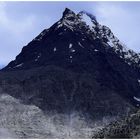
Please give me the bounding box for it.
[93,109,140,138]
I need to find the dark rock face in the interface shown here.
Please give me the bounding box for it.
[1,8,140,123]
[93,110,140,138]
[0,66,135,119]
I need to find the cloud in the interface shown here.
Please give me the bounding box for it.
[0,2,38,65]
[0,2,36,38]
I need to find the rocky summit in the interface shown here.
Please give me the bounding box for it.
[0,8,140,138]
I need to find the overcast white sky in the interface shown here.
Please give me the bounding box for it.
[0,1,140,66]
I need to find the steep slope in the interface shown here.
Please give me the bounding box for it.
[3,8,140,70]
[0,8,140,138]
[0,66,135,118]
[2,8,140,103]
[2,8,140,104]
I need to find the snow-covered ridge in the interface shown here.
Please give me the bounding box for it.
[33,8,140,67]
[80,11,97,22]
[63,9,140,67]
[55,9,97,32]
[78,11,97,30]
[96,24,140,67]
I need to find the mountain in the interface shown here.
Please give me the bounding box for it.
[3,8,140,71]
[0,8,140,138]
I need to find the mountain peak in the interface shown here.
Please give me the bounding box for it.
[3,8,140,72]
[62,8,76,19]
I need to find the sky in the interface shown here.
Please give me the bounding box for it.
[0,1,140,66]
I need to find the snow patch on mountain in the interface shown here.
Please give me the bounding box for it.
[54,47,57,52]
[78,42,83,48]
[80,13,94,29]
[14,63,23,68]
[71,49,75,53]
[138,79,140,85]
[94,49,99,52]
[134,96,140,102]
[69,43,73,48]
